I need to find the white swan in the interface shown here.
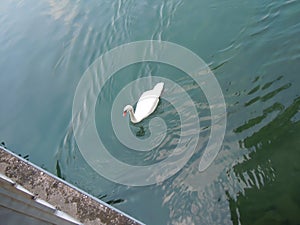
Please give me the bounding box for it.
[123,82,164,123]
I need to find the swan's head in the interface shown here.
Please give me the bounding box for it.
[123,105,133,117]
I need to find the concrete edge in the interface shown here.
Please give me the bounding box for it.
[0,147,145,225]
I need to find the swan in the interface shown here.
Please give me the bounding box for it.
[123,82,164,123]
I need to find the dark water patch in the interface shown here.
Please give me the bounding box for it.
[211,60,229,71]
[231,97,300,225]
[245,96,260,107]
[56,160,64,180]
[248,85,260,95]
[235,102,284,133]
[0,141,6,148]
[106,198,125,206]
[245,82,291,107]
[261,83,292,102]
[252,76,260,83]
[261,75,283,90]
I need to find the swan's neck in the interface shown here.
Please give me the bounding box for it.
[128,107,139,123]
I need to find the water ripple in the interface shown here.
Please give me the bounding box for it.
[1,0,299,224]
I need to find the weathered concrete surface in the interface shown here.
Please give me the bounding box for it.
[0,147,144,225]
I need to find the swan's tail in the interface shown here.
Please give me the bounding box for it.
[139,82,164,100]
[152,82,164,97]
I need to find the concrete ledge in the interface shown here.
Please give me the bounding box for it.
[0,147,144,225]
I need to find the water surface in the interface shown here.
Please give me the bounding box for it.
[0,0,300,224]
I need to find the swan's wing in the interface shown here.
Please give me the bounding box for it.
[134,97,159,122]
[134,83,164,122]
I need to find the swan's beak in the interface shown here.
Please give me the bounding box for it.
[123,111,127,117]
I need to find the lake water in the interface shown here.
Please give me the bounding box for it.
[1,0,300,224]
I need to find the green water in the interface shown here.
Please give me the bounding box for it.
[1,0,300,224]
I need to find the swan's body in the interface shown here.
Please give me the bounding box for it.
[123,82,164,123]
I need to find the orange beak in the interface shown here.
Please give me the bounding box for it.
[123,111,127,117]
